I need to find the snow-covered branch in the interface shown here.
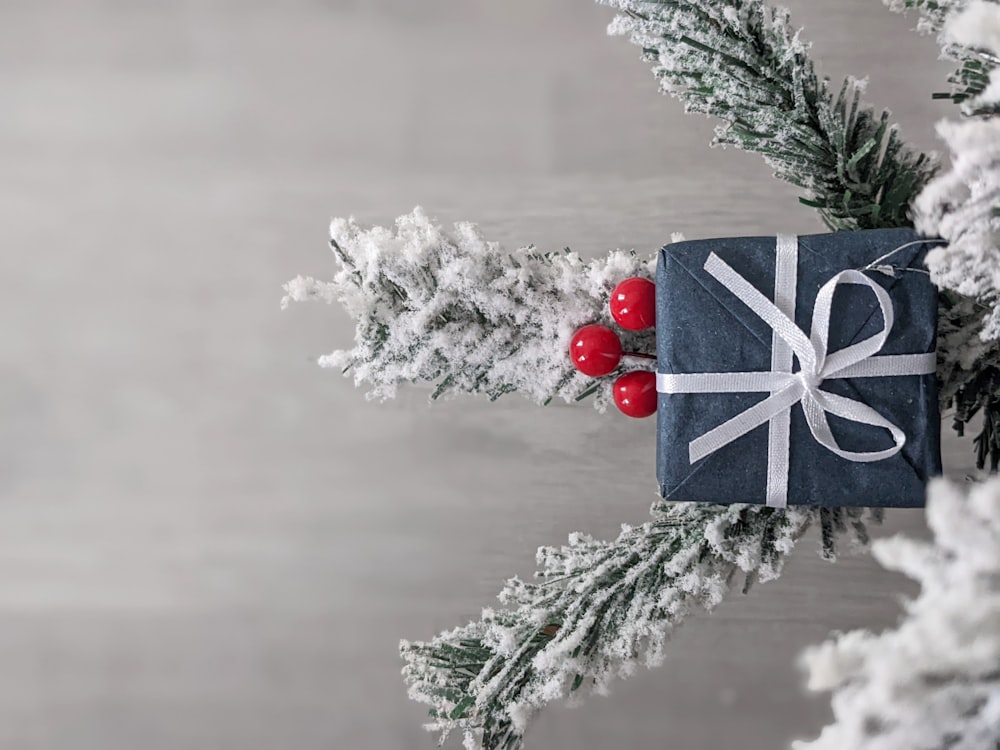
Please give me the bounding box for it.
[600,0,937,231]
[884,0,967,33]
[916,1,1000,350]
[907,1,1000,465]
[282,208,654,408]
[885,0,999,112]
[917,117,1000,347]
[401,502,881,750]
[796,478,1000,750]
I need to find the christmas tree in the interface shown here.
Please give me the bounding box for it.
[283,0,1000,748]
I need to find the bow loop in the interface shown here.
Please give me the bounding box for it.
[810,269,895,381]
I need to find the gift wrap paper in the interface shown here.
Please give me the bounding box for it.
[656,229,942,508]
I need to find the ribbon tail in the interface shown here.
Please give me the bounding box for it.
[801,390,906,463]
[831,353,936,379]
[810,271,895,376]
[689,383,804,464]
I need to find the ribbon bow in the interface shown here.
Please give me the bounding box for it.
[657,235,935,508]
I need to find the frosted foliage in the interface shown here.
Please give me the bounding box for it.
[885,0,1000,113]
[883,0,968,35]
[400,503,879,750]
[914,2,1000,350]
[600,0,935,232]
[796,478,1000,750]
[945,0,1000,53]
[282,208,654,408]
[943,0,1000,114]
[917,118,1000,348]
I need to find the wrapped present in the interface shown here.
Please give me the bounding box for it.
[655,229,942,508]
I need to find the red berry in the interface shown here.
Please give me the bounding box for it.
[570,325,622,377]
[613,371,657,418]
[609,277,656,331]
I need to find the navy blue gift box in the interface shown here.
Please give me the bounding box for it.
[655,228,942,508]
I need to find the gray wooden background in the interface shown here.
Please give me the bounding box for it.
[0,1,978,749]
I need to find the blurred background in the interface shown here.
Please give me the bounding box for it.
[0,1,976,749]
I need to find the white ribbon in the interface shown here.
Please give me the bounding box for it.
[657,235,936,508]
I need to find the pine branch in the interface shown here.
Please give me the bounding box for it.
[885,0,966,28]
[599,0,939,231]
[796,478,1000,750]
[884,0,1000,114]
[281,208,656,408]
[401,502,880,750]
[911,2,1000,467]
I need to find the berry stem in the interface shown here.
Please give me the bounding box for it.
[623,351,657,361]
